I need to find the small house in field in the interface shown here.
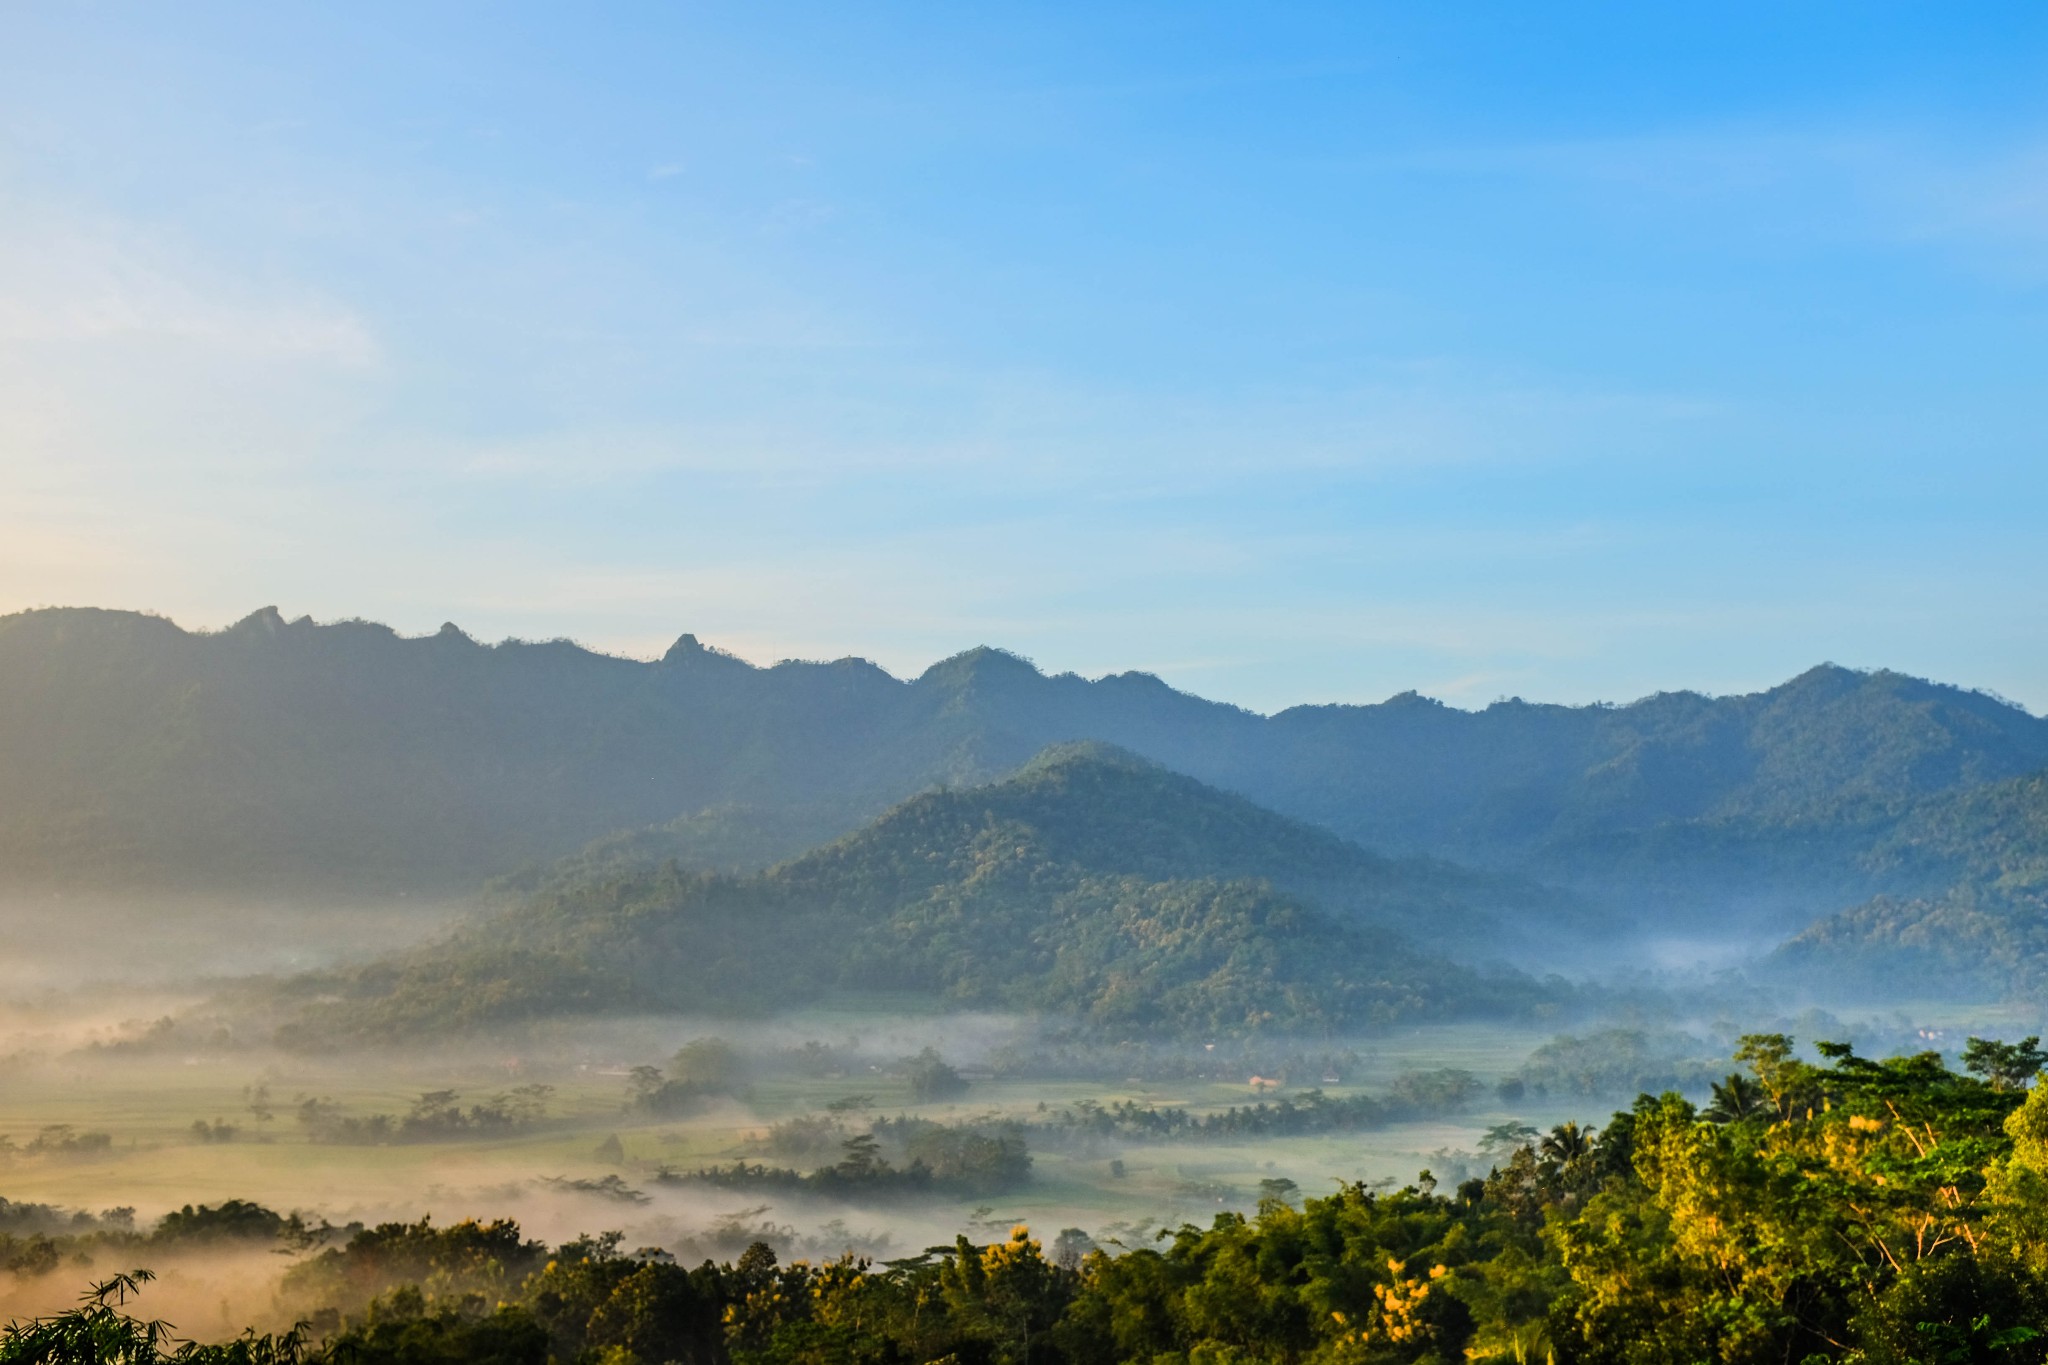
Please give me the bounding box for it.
[1248,1075,1280,1091]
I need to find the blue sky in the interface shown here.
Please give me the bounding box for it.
[3,4,2045,711]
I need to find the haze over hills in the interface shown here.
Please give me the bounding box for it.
[271,743,1556,1044]
[7,605,2048,974]
[1775,770,2048,995]
[494,740,1597,954]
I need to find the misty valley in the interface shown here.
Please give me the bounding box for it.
[5,608,2048,1363]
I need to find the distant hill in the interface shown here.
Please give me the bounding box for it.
[1774,771,2048,996]
[5,606,2045,945]
[273,745,1556,1044]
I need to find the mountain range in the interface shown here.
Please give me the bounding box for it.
[8,605,2048,995]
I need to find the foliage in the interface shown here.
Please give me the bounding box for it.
[0,1272,316,1365]
[293,1088,553,1144]
[1516,1027,1726,1098]
[1965,1035,2048,1091]
[672,1120,1033,1201]
[902,1047,969,1101]
[1781,771,2048,996]
[1031,1073,1480,1148]
[152,1202,294,1245]
[626,1042,741,1117]
[279,1218,549,1321]
[21,1127,114,1158]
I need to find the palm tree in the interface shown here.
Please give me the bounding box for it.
[1536,1121,1599,1199]
[1704,1072,1769,1123]
[1540,1120,1595,1166]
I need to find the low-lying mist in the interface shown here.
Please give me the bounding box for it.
[3,882,2040,1345]
[0,891,468,999]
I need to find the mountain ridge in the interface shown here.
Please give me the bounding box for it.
[5,606,2043,946]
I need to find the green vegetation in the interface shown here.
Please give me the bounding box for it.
[20,1033,2048,1363]
[274,747,1559,1043]
[489,803,876,901]
[10,1130,113,1160]
[0,1272,318,1365]
[1781,771,2048,995]
[1512,1027,1726,1099]
[294,1087,555,1144]
[0,1202,323,1293]
[622,1039,746,1117]
[676,1121,1032,1202]
[1027,1071,1480,1145]
[0,1011,1566,1271]
[903,1048,970,1102]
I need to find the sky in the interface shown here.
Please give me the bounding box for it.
[3,3,2046,713]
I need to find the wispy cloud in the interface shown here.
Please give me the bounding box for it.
[0,210,379,362]
[1890,140,2048,279]
[425,359,1716,495]
[1403,123,2048,281]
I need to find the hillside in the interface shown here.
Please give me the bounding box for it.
[1774,771,2048,996]
[274,746,1555,1044]
[5,607,2045,938]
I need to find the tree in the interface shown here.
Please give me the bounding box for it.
[1965,1036,2048,1092]
[670,1037,738,1089]
[583,1262,723,1365]
[834,1133,884,1179]
[1478,1121,1537,1158]
[0,1271,315,1365]
[1704,1072,1770,1122]
[626,1065,666,1105]
[904,1048,969,1102]
[1050,1228,1096,1270]
[1734,1031,1816,1117]
[940,1227,1067,1365]
[1541,1121,1595,1165]
[1539,1120,1600,1197]
[1257,1177,1301,1211]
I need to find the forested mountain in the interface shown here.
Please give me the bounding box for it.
[274,745,1554,1043]
[5,607,2043,933]
[1775,771,2048,995]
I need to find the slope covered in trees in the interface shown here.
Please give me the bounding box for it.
[1776,770,2048,995]
[5,607,2044,946]
[273,746,1554,1044]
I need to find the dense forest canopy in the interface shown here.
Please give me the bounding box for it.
[1776,771,2048,994]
